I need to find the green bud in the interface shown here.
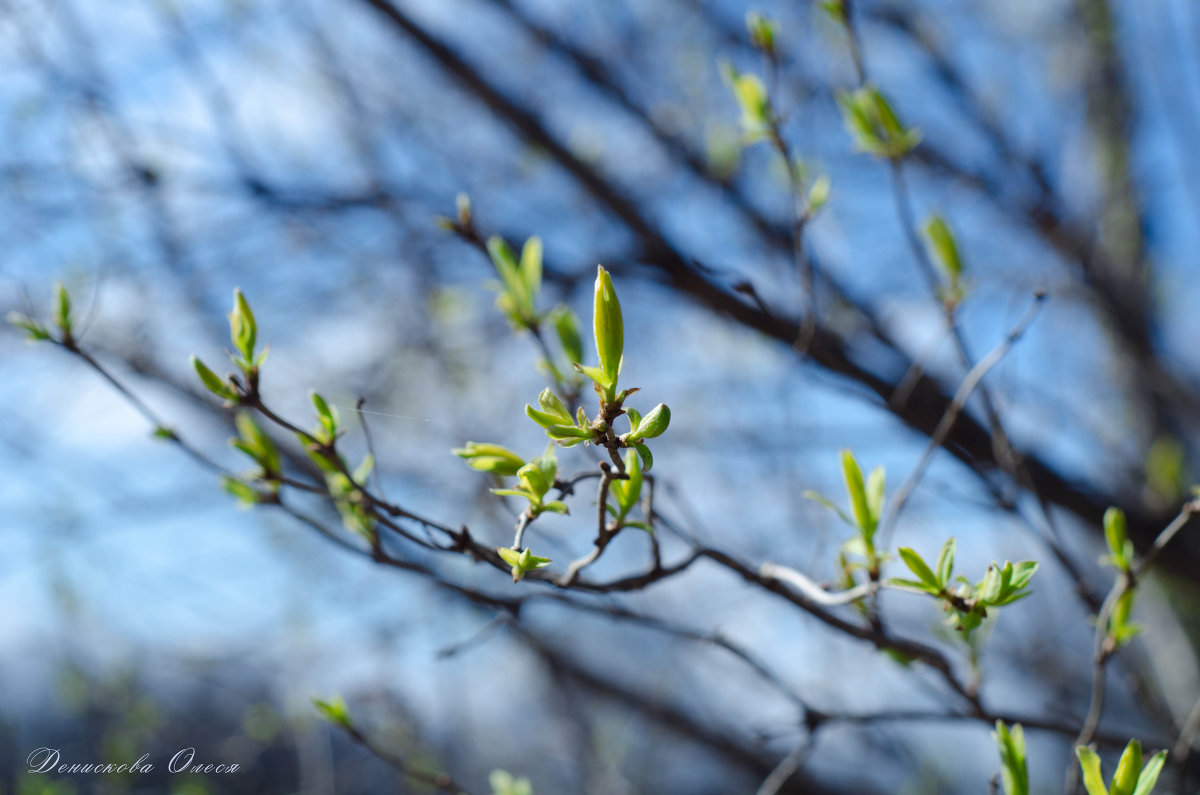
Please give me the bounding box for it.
[311,392,339,440]
[488,236,534,325]
[518,462,550,499]
[537,387,572,422]
[53,283,72,336]
[1075,747,1106,795]
[634,442,654,472]
[840,449,874,536]
[593,265,623,390]
[612,449,643,519]
[526,405,566,429]
[547,424,592,442]
[1103,507,1130,571]
[232,412,281,474]
[229,288,257,365]
[631,403,671,440]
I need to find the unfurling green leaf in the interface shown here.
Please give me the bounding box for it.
[1075,740,1166,795]
[497,547,552,582]
[311,391,340,442]
[454,442,525,476]
[836,86,921,159]
[537,387,572,422]
[232,412,281,475]
[898,548,940,592]
[1134,751,1168,795]
[222,476,261,507]
[993,721,1028,795]
[1075,747,1106,795]
[634,442,654,472]
[228,288,257,366]
[546,424,592,441]
[53,283,72,337]
[840,449,875,536]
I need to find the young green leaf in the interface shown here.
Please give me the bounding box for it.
[537,387,572,422]
[497,547,552,582]
[1110,739,1143,795]
[1104,507,1132,571]
[53,283,72,337]
[192,356,237,402]
[898,547,940,592]
[924,215,963,285]
[935,538,956,588]
[1133,751,1168,795]
[630,403,671,441]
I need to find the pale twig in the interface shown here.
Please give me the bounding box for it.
[759,562,876,607]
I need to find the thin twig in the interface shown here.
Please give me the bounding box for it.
[879,291,1047,550]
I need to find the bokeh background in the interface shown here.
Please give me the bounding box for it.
[3,0,1200,792]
